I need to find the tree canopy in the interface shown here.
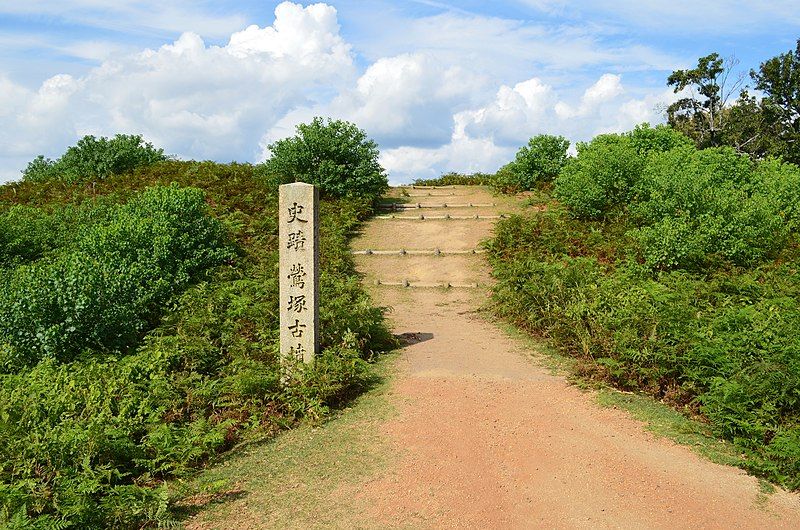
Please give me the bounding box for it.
[667,43,800,165]
[666,53,744,148]
[263,117,388,200]
[751,39,800,163]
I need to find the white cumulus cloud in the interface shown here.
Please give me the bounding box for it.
[377,73,676,182]
[329,53,487,149]
[0,2,683,184]
[0,1,354,180]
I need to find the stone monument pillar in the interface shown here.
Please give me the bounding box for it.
[279,182,319,363]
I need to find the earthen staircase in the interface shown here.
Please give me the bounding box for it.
[351,185,518,290]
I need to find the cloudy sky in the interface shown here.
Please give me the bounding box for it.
[0,1,798,184]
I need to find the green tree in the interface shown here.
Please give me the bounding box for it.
[493,134,570,192]
[263,117,388,199]
[23,134,166,183]
[751,39,800,163]
[667,53,745,148]
[718,91,785,160]
[513,134,570,184]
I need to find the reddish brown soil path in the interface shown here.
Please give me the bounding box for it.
[349,185,800,529]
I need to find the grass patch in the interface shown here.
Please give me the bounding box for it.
[596,389,742,467]
[0,161,395,528]
[178,353,399,529]
[494,316,745,469]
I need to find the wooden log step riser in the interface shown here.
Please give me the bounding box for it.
[373,280,480,289]
[405,193,458,197]
[376,215,506,220]
[352,249,487,256]
[378,203,495,209]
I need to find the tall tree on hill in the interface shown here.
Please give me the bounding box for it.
[667,53,746,148]
[751,39,800,164]
[717,91,785,159]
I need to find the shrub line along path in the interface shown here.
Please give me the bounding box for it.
[346,185,800,528]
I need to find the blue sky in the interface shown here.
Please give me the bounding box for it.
[1,1,798,183]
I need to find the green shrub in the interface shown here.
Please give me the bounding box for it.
[633,146,755,222]
[22,134,166,184]
[0,206,52,267]
[413,172,493,186]
[0,161,394,528]
[632,147,785,269]
[495,134,570,192]
[627,123,693,157]
[489,163,518,193]
[554,134,644,219]
[755,158,800,232]
[262,117,388,200]
[0,199,124,269]
[0,185,233,368]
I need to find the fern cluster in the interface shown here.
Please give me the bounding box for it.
[488,125,800,489]
[0,161,393,528]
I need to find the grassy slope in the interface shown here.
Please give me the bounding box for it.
[178,354,398,529]
[487,189,800,490]
[495,321,744,469]
[0,161,394,528]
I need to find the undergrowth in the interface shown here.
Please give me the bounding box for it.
[488,130,800,490]
[0,161,394,529]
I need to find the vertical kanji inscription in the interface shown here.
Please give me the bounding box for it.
[279,182,319,364]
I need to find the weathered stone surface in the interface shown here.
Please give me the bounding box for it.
[279,182,319,363]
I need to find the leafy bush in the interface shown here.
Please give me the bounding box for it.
[627,123,694,157]
[554,134,644,219]
[631,147,785,270]
[550,133,790,271]
[0,201,120,268]
[0,206,53,267]
[23,134,166,184]
[262,117,388,200]
[0,185,233,368]
[755,158,800,232]
[633,146,755,223]
[494,135,569,192]
[0,162,394,528]
[489,163,518,193]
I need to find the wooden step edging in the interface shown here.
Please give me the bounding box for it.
[375,214,507,220]
[352,248,487,256]
[373,279,480,289]
[405,192,458,197]
[377,203,496,210]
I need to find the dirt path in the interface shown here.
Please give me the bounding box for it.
[349,185,800,529]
